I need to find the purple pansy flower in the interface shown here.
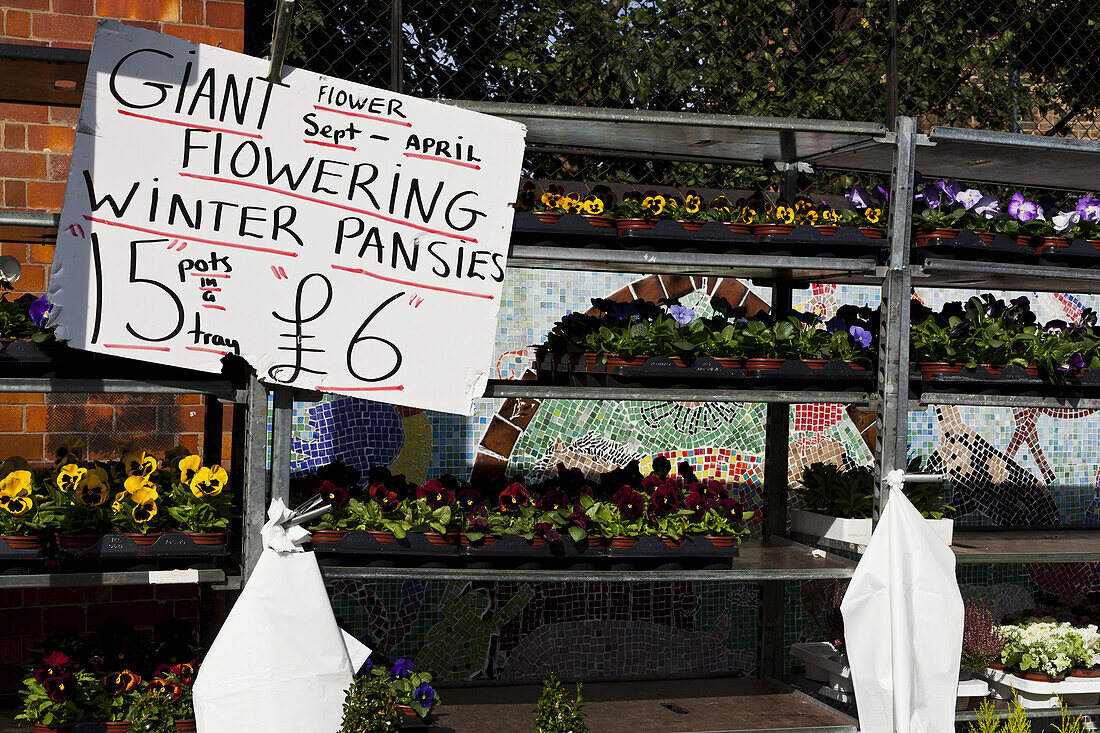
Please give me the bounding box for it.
[1057,353,1087,373]
[919,184,942,209]
[669,304,695,325]
[955,189,982,210]
[391,658,413,678]
[873,185,890,203]
[363,657,373,673]
[937,179,963,202]
[28,294,51,327]
[846,184,872,209]
[413,682,436,708]
[849,325,872,348]
[1008,193,1044,223]
[973,195,1000,219]
[1076,197,1100,222]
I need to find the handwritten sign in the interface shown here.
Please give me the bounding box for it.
[49,21,526,415]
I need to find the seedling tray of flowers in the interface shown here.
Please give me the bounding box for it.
[603,535,739,558]
[537,353,872,389]
[312,531,461,557]
[914,229,1036,261]
[511,211,619,245]
[614,220,758,252]
[912,364,1100,393]
[0,535,47,572]
[753,225,887,258]
[56,531,229,567]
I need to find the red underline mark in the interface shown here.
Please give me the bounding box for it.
[104,343,171,352]
[178,173,476,243]
[84,216,298,258]
[202,304,227,310]
[403,152,481,170]
[191,272,231,278]
[315,385,405,392]
[185,346,228,355]
[117,109,262,139]
[199,287,221,292]
[330,264,494,300]
[312,105,412,127]
[304,139,357,152]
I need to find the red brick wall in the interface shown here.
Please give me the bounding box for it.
[0,0,246,702]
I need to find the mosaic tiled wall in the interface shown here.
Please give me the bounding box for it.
[293,270,1100,683]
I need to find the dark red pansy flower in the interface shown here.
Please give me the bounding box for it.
[649,480,682,515]
[45,673,77,702]
[704,480,730,502]
[456,488,482,511]
[315,480,349,509]
[465,515,491,535]
[498,483,531,513]
[538,489,568,513]
[718,498,744,522]
[685,492,709,522]
[416,479,455,509]
[612,485,645,519]
[641,473,662,491]
[565,505,591,530]
[533,522,562,543]
[368,483,400,513]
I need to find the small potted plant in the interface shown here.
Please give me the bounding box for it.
[613,193,661,231]
[94,669,142,732]
[0,463,43,549]
[161,662,198,731]
[594,486,646,548]
[168,455,231,545]
[534,673,587,733]
[682,480,753,548]
[15,650,96,733]
[406,485,458,545]
[128,678,180,733]
[41,462,116,548]
[113,473,167,547]
[339,673,402,732]
[372,658,440,721]
[0,293,53,348]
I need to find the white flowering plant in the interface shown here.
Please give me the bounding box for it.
[998,619,1094,678]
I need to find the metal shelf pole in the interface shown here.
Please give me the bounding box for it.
[874,115,917,521]
[241,376,269,582]
[760,282,794,679]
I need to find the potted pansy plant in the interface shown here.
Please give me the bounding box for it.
[167,454,231,546]
[94,669,142,732]
[369,658,440,721]
[41,462,117,548]
[0,293,53,347]
[0,462,44,549]
[682,479,753,548]
[113,472,167,546]
[15,650,97,733]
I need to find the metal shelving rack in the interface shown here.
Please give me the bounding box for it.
[7,35,1100,730]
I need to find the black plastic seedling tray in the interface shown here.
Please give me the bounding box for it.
[915,230,1035,261]
[0,538,47,574]
[753,225,887,257]
[313,531,460,557]
[912,364,1100,394]
[57,532,228,571]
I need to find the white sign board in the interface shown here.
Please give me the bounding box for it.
[50,21,526,415]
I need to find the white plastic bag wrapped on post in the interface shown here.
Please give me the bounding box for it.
[840,470,963,733]
[193,500,371,732]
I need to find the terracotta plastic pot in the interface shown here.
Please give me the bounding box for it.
[528,537,548,547]
[123,532,163,547]
[616,218,658,231]
[367,530,396,544]
[704,535,737,549]
[103,722,130,733]
[923,227,959,241]
[185,531,228,546]
[859,227,885,239]
[580,214,616,229]
[676,220,704,232]
[1037,235,1070,249]
[422,532,460,546]
[33,725,73,733]
[844,360,871,371]
[802,359,828,371]
[533,212,561,224]
[981,364,1006,376]
[1025,366,1040,377]
[745,358,785,371]
[976,231,996,243]
[659,536,683,548]
[309,530,346,544]
[918,362,963,377]
[459,534,496,547]
[2,535,43,550]
[608,537,637,548]
[1015,669,1065,683]
[56,533,103,548]
[1069,667,1100,678]
[754,224,794,237]
[397,704,418,718]
[814,225,838,236]
[726,223,753,235]
[175,719,198,732]
[715,357,746,369]
[1089,239,1100,251]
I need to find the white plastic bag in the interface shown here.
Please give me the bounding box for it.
[840,471,963,733]
[193,500,370,732]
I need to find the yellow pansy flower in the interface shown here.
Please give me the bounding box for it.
[56,464,85,493]
[642,196,665,216]
[124,475,156,495]
[130,484,159,505]
[0,471,32,515]
[132,501,157,523]
[776,205,796,224]
[583,198,604,215]
[177,455,202,485]
[684,195,702,214]
[865,208,882,224]
[122,451,157,479]
[190,465,228,498]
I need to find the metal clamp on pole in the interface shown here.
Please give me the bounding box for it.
[281,493,333,529]
[900,472,947,484]
[265,0,297,84]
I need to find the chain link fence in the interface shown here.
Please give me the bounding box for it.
[245,0,1099,186]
